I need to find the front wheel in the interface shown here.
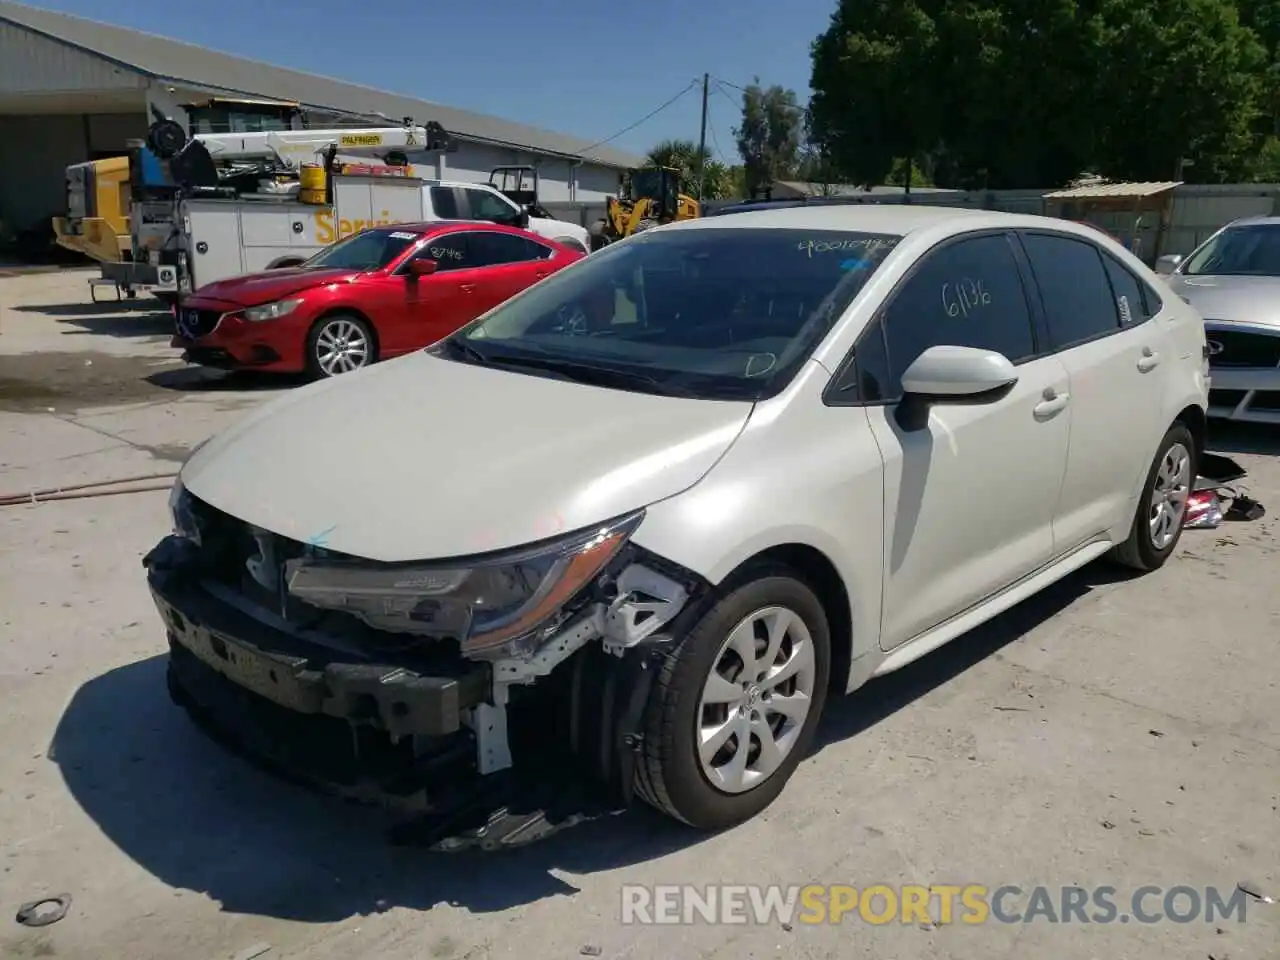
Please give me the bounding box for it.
[305,314,376,379]
[634,569,831,830]
[1110,422,1197,571]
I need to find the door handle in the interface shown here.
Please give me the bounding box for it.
[1137,347,1160,372]
[1033,388,1070,419]
[460,283,476,293]
[535,271,547,279]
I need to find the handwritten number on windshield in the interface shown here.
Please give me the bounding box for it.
[942,278,990,318]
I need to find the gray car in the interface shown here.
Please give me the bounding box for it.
[1157,216,1280,424]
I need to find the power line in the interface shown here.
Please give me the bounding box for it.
[714,77,807,116]
[575,79,701,157]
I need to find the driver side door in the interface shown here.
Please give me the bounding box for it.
[854,231,1073,650]
[384,232,478,352]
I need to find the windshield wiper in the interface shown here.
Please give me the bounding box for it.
[482,353,703,397]
[441,337,490,364]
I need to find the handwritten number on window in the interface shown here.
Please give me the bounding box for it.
[429,245,463,261]
[942,278,991,318]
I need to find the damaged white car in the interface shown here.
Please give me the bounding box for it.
[146,205,1209,835]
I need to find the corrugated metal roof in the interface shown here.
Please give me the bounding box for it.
[774,180,961,197]
[0,0,644,169]
[1043,181,1182,199]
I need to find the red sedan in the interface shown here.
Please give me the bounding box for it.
[172,222,585,378]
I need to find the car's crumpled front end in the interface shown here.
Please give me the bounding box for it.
[145,476,709,820]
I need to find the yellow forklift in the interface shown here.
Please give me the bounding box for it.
[589,166,700,250]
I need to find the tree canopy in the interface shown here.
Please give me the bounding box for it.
[807,0,1279,187]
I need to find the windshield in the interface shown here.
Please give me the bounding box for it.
[436,227,901,401]
[303,227,422,271]
[1182,224,1280,277]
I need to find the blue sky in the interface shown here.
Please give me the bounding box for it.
[32,0,835,162]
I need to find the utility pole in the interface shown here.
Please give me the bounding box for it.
[697,72,710,200]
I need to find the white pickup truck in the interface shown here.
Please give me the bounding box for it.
[424,179,591,253]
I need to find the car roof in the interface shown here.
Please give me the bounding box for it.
[667,203,1114,241]
[380,220,531,237]
[1223,215,1280,228]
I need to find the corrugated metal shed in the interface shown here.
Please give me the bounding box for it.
[0,0,643,169]
[1043,181,1182,200]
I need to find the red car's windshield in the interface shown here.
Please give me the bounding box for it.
[303,227,423,271]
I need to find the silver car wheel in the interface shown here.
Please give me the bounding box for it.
[315,318,370,376]
[696,605,817,795]
[1149,441,1191,550]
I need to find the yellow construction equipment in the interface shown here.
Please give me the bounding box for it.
[52,156,133,264]
[589,166,699,250]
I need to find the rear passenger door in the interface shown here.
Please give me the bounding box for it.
[465,230,556,312]
[1015,231,1168,548]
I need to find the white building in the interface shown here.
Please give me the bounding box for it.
[0,0,641,237]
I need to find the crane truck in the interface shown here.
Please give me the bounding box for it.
[81,106,455,301]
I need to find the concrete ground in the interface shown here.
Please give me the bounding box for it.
[1,269,1277,960]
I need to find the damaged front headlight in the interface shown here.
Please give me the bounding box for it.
[167,478,202,544]
[283,510,644,659]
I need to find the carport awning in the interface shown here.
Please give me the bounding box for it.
[1043,181,1182,200]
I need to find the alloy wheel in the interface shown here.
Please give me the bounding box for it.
[695,605,818,794]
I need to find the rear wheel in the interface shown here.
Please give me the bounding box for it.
[634,568,831,830]
[1110,422,1196,571]
[305,314,376,379]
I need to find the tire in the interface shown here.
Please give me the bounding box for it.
[632,218,658,234]
[269,259,304,270]
[305,313,376,380]
[1109,422,1197,571]
[634,567,831,830]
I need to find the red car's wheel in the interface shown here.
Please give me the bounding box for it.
[306,314,376,379]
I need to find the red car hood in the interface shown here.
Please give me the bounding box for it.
[190,268,358,306]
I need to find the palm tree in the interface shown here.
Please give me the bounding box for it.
[645,139,735,200]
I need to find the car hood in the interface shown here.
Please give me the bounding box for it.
[530,216,589,243]
[180,353,753,562]
[1166,274,1280,328]
[189,268,358,306]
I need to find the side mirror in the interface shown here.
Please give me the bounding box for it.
[900,345,1017,399]
[1154,253,1183,276]
[408,258,438,277]
[516,208,531,229]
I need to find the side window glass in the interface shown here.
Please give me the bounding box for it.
[466,189,519,225]
[1021,233,1121,348]
[852,317,892,402]
[416,234,470,271]
[430,186,460,219]
[1100,252,1151,327]
[880,234,1035,399]
[1140,278,1163,317]
[523,237,554,260]
[470,232,538,265]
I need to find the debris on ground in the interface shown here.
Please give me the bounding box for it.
[1236,880,1275,904]
[580,945,603,956]
[231,943,272,960]
[14,893,71,927]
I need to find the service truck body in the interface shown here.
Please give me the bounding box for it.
[107,173,427,295]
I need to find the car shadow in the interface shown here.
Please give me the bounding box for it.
[48,561,1129,924]
[145,367,307,393]
[1206,420,1280,457]
[12,302,175,340]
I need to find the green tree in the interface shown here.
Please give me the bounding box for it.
[1091,0,1265,182]
[809,0,1269,187]
[644,138,734,199]
[733,80,804,195]
[809,0,945,188]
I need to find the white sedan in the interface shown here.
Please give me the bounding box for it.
[150,204,1210,832]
